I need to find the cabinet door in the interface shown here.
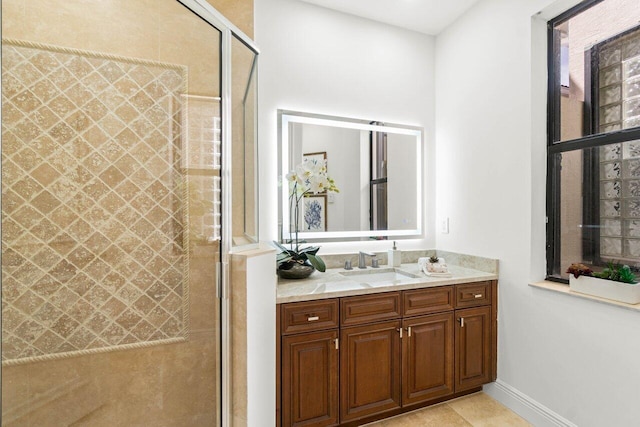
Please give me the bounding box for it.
[282,330,339,427]
[402,312,454,405]
[340,320,401,423]
[455,306,491,392]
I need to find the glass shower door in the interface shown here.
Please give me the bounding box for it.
[2,1,222,425]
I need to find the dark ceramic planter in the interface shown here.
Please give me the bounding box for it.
[277,261,315,280]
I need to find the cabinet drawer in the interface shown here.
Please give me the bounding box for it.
[341,292,401,327]
[403,286,454,317]
[455,282,491,308]
[281,299,339,334]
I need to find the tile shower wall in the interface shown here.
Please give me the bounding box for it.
[1,0,251,424]
[1,40,189,362]
[597,29,640,261]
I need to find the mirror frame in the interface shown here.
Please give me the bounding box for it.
[278,110,423,242]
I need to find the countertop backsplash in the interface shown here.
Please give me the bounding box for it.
[318,250,498,274]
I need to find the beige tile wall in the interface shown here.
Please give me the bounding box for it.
[207,0,254,38]
[2,41,188,362]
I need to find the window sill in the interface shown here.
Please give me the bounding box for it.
[529,281,640,313]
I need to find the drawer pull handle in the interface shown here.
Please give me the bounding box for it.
[459,317,465,327]
[474,294,483,298]
[307,316,319,322]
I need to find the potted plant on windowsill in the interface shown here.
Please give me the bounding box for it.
[567,262,640,304]
[273,158,339,280]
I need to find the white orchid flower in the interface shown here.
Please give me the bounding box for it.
[296,163,313,181]
[285,170,297,182]
[303,158,326,175]
[308,175,330,194]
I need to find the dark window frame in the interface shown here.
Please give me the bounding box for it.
[546,0,640,281]
[369,128,388,231]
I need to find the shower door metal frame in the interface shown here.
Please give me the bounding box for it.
[176,1,260,426]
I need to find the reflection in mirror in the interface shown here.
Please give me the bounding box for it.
[231,35,259,247]
[279,111,423,242]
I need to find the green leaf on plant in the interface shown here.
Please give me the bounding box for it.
[306,253,326,272]
[276,252,292,263]
[298,246,320,256]
[593,262,638,284]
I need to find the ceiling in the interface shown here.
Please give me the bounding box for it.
[298,0,481,35]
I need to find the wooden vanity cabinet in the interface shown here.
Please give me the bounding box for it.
[454,282,495,392]
[339,292,402,422]
[277,281,497,427]
[280,299,340,427]
[400,286,455,406]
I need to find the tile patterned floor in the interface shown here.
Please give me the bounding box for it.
[364,392,531,427]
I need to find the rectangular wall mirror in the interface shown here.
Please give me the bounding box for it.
[279,110,423,242]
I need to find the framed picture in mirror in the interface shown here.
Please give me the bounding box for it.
[303,151,327,162]
[302,194,327,231]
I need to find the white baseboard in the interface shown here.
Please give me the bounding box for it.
[483,380,577,427]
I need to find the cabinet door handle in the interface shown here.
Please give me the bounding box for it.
[459,317,465,327]
[407,326,412,337]
[334,338,339,350]
[307,316,319,322]
[474,294,483,299]
[397,328,403,338]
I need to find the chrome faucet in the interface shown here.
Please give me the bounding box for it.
[358,251,376,269]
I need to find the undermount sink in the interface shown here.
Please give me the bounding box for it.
[339,267,420,283]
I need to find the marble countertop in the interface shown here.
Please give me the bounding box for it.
[277,263,498,304]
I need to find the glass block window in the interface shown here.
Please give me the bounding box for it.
[591,29,640,263]
[598,142,640,260]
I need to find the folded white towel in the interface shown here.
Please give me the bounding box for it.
[424,271,452,278]
[419,257,451,276]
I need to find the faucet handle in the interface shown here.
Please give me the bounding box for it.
[371,258,379,268]
[344,260,353,270]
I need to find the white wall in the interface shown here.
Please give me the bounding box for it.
[436,0,640,426]
[245,251,277,427]
[257,0,640,425]
[255,0,436,254]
